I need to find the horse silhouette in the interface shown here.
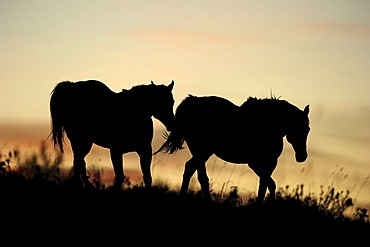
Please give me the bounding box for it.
[155,95,310,202]
[50,79,175,189]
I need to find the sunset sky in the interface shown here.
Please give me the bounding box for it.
[1,1,369,207]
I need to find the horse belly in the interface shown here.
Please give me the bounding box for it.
[97,125,152,149]
[214,138,284,164]
[68,119,152,152]
[214,143,252,164]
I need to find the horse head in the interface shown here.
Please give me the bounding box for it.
[150,80,176,131]
[286,105,310,163]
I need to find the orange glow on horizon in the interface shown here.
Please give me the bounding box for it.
[1,121,369,209]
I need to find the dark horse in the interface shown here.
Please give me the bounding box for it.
[50,79,175,189]
[155,95,310,202]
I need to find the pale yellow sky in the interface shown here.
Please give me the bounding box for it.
[0,0,369,206]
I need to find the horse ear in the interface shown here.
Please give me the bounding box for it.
[151,80,155,85]
[168,80,174,90]
[304,105,310,115]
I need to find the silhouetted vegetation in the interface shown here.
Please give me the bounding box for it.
[1,145,369,233]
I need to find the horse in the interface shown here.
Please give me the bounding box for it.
[50,79,175,189]
[155,95,310,202]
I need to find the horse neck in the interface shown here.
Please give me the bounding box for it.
[275,102,299,136]
[241,98,298,138]
[258,100,294,138]
[120,87,154,116]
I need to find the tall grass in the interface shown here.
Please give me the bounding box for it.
[1,143,369,226]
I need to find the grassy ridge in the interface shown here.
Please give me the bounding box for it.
[1,145,369,238]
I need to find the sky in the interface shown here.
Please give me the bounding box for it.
[0,0,369,207]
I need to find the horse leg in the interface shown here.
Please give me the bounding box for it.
[266,177,276,200]
[249,158,277,203]
[179,157,198,197]
[197,163,212,201]
[257,176,269,203]
[138,146,153,189]
[180,155,211,199]
[71,141,93,189]
[110,149,125,189]
[256,176,277,202]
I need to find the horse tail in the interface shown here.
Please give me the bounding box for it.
[154,127,185,155]
[49,81,72,153]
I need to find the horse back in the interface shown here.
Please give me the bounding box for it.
[51,80,153,148]
[175,95,284,162]
[52,80,109,126]
[177,95,238,121]
[58,80,114,98]
[176,95,240,141]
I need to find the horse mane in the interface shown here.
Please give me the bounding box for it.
[127,83,166,95]
[240,96,306,122]
[240,95,287,109]
[241,96,309,126]
[118,83,153,99]
[130,83,149,90]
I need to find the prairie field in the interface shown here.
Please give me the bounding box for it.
[1,145,369,234]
